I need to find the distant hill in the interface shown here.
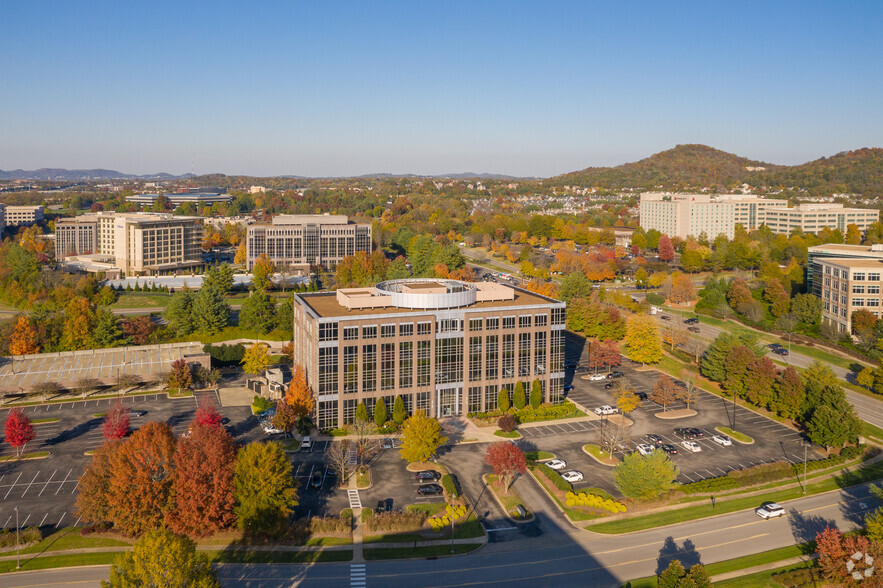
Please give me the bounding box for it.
[550,144,781,191]
[762,148,883,198]
[0,168,193,181]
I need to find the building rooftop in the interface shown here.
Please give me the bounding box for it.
[809,244,883,254]
[817,258,883,269]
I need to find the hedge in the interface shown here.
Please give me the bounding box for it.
[0,526,41,548]
[533,463,572,492]
[365,511,426,534]
[203,343,246,366]
[565,491,626,513]
[772,566,821,587]
[441,474,459,497]
[429,504,468,532]
[467,401,582,423]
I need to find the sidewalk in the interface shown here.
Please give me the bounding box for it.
[710,554,815,582]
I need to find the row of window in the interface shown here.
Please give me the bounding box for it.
[825,267,882,281]
[852,285,882,294]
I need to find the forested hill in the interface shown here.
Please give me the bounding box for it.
[551,144,883,198]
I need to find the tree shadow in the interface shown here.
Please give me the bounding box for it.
[788,507,836,552]
[43,417,102,446]
[656,536,702,576]
[838,485,879,528]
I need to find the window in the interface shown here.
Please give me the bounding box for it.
[549,377,564,404]
[435,337,463,384]
[552,307,565,325]
[519,315,532,329]
[854,299,865,307]
[870,285,881,295]
[469,336,482,382]
[871,273,881,282]
[551,330,564,372]
[469,318,483,331]
[824,278,831,287]
[317,400,337,430]
[468,387,482,414]
[843,282,848,292]
[343,399,357,425]
[841,295,847,305]
[362,325,377,339]
[381,343,395,390]
[381,324,395,338]
[362,344,377,392]
[534,331,547,375]
[486,317,499,330]
[824,301,830,311]
[416,391,431,414]
[417,322,432,335]
[343,346,358,393]
[519,333,531,377]
[399,323,413,337]
[833,304,839,314]
[485,335,498,379]
[535,314,547,327]
[503,316,516,329]
[417,340,431,386]
[854,273,866,281]
[399,342,413,388]
[502,334,515,378]
[319,322,338,341]
[343,326,358,341]
[484,385,498,411]
[870,299,880,307]
[437,319,461,333]
[854,285,866,294]
[841,308,848,318]
[318,347,338,394]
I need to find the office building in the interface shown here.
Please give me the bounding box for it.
[638,193,787,240]
[127,192,232,208]
[246,214,372,273]
[55,212,203,276]
[813,257,883,334]
[3,205,45,227]
[763,203,879,235]
[291,278,565,429]
[0,203,5,235]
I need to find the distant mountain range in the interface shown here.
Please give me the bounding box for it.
[0,168,194,181]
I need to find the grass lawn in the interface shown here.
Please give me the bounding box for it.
[407,503,448,516]
[303,536,353,546]
[0,451,50,463]
[493,430,521,439]
[172,326,291,344]
[715,561,817,588]
[525,450,555,461]
[31,418,61,425]
[0,528,131,556]
[363,532,426,544]
[109,293,173,310]
[357,468,371,489]
[588,460,883,534]
[582,444,620,465]
[0,552,118,573]
[363,544,481,560]
[484,474,529,516]
[528,469,600,522]
[715,426,754,444]
[280,439,301,452]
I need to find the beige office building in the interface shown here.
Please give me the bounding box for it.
[763,203,879,235]
[814,257,883,335]
[55,212,203,276]
[246,214,372,273]
[3,205,45,227]
[639,193,787,240]
[291,279,565,429]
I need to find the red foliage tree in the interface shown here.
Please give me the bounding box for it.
[658,235,674,262]
[650,374,678,411]
[588,339,621,373]
[744,356,778,407]
[102,401,130,441]
[4,408,35,455]
[168,423,237,538]
[485,442,527,493]
[75,439,121,524]
[194,397,223,428]
[90,202,104,212]
[121,316,155,345]
[815,526,880,585]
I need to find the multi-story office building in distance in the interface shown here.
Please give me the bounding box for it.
[3,205,45,227]
[763,203,879,235]
[291,279,565,429]
[638,193,787,239]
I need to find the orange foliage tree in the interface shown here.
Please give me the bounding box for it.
[285,365,315,420]
[10,316,40,355]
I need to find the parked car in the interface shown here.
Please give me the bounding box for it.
[685,317,700,324]
[712,434,732,446]
[756,503,786,519]
[415,470,441,482]
[661,444,679,455]
[561,471,584,483]
[646,434,663,445]
[674,427,704,439]
[604,382,615,389]
[594,405,618,416]
[262,423,283,435]
[546,459,567,470]
[687,326,701,333]
[130,410,147,417]
[587,373,607,381]
[636,443,655,456]
[376,500,391,513]
[301,436,313,449]
[686,427,704,438]
[636,391,649,400]
[310,472,322,488]
[660,315,671,321]
[607,371,624,379]
[563,384,575,392]
[681,441,702,453]
[417,484,444,496]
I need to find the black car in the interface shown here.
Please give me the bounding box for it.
[130,410,147,417]
[660,315,672,321]
[636,391,648,400]
[647,434,663,445]
[376,500,391,513]
[417,484,444,496]
[674,427,704,439]
[685,317,700,325]
[673,428,691,438]
[661,444,679,455]
[774,348,789,356]
[310,472,323,488]
[687,427,704,438]
[604,382,615,389]
[607,371,624,379]
[415,470,441,482]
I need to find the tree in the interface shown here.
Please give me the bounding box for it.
[241,343,270,375]
[701,332,763,382]
[512,381,526,410]
[284,365,314,420]
[662,323,689,351]
[623,314,662,365]
[682,564,712,588]
[791,293,822,325]
[498,387,510,412]
[857,367,876,390]
[852,308,879,345]
[103,529,219,588]
[328,440,352,482]
[252,253,276,291]
[497,413,517,433]
[107,422,177,535]
[194,397,222,428]
[103,401,130,441]
[558,272,594,302]
[169,423,236,538]
[771,366,804,419]
[657,560,686,588]
[677,370,698,409]
[373,397,388,427]
[815,526,881,586]
[192,285,229,334]
[93,309,124,348]
[658,235,674,262]
[807,404,862,449]
[726,278,753,310]
[234,242,247,265]
[614,450,679,499]
[272,400,297,435]
[76,439,120,524]
[121,316,155,345]
[599,420,629,457]
[234,441,298,538]
[399,410,448,464]
[355,401,369,423]
[614,385,640,415]
[392,395,408,425]
[764,279,791,318]
[168,359,193,393]
[530,380,542,409]
[669,275,696,303]
[9,316,39,355]
[202,264,234,296]
[485,442,527,494]
[62,297,95,350]
[680,249,704,273]
[165,288,195,336]
[724,346,755,399]
[239,289,277,334]
[650,374,678,411]
[743,356,778,407]
[3,408,35,455]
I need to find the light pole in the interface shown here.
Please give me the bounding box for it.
[15,505,20,569]
[450,506,455,554]
[803,442,808,494]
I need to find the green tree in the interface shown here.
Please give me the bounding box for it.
[165,288,195,336]
[559,272,593,302]
[613,450,679,500]
[392,395,408,425]
[529,380,542,409]
[373,397,388,427]
[623,314,662,365]
[791,293,822,325]
[103,529,219,588]
[680,249,703,273]
[355,401,369,423]
[192,285,229,334]
[807,403,862,449]
[498,388,510,412]
[512,382,526,410]
[238,289,277,334]
[658,559,686,588]
[399,410,448,463]
[233,442,298,538]
[700,332,764,382]
[202,264,234,296]
[93,309,124,348]
[275,295,294,335]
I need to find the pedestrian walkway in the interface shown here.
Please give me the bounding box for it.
[347,489,362,509]
[710,555,815,582]
[350,563,366,587]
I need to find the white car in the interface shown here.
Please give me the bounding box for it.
[681,441,702,453]
[262,423,283,435]
[636,443,655,456]
[712,435,732,446]
[546,459,567,470]
[561,470,584,483]
[587,373,607,381]
[756,503,786,519]
[594,405,618,416]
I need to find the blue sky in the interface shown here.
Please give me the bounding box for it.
[1,1,881,177]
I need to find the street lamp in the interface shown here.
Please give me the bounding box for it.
[15,505,20,569]
[803,442,808,494]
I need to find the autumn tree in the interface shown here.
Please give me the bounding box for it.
[624,314,662,365]
[76,439,121,524]
[485,441,527,493]
[103,401,130,441]
[169,423,237,538]
[107,422,178,535]
[61,297,95,350]
[234,441,298,538]
[650,375,679,411]
[103,528,219,588]
[3,408,35,456]
[399,410,448,464]
[284,365,314,419]
[815,526,881,586]
[724,346,756,400]
[121,315,155,345]
[614,384,640,415]
[764,279,791,318]
[726,278,753,310]
[167,359,193,393]
[241,343,270,375]
[9,316,39,355]
[669,274,696,304]
[328,439,352,482]
[194,397,223,428]
[272,400,297,435]
[676,370,698,409]
[252,253,276,290]
[658,234,674,262]
[743,356,778,407]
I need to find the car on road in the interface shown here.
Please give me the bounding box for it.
[417,484,444,496]
[587,373,607,381]
[415,470,442,482]
[681,441,702,453]
[636,443,655,456]
[563,384,575,392]
[660,444,679,455]
[712,434,732,446]
[594,405,618,416]
[773,348,790,356]
[561,471,584,483]
[756,503,786,519]
[607,371,624,379]
[262,423,283,434]
[301,436,313,449]
[687,326,701,333]
[647,434,663,445]
[130,409,147,417]
[310,472,323,488]
[546,459,567,470]
[660,315,671,321]
[684,317,700,324]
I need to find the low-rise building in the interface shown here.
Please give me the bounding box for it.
[3,205,45,227]
[127,192,233,208]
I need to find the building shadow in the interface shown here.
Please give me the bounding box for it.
[788,507,836,552]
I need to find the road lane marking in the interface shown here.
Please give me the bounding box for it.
[609,534,770,568]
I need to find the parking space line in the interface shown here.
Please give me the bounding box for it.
[55,469,73,496]
[20,513,30,527]
[2,516,10,527]
[3,472,23,500]
[55,512,65,528]
[39,512,49,527]
[38,470,57,496]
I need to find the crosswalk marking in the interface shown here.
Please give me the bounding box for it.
[351,563,366,587]
[347,489,362,509]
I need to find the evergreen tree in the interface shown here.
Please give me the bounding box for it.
[202,264,234,296]
[512,382,527,410]
[93,309,124,348]
[392,396,408,425]
[192,285,229,334]
[530,380,542,409]
[275,295,294,335]
[355,401,369,423]
[239,289,276,334]
[165,288,195,336]
[498,388,510,412]
[374,397,388,427]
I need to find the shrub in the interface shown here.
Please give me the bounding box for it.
[327,428,349,437]
[497,413,517,433]
[534,464,572,492]
[251,395,274,415]
[203,343,246,366]
[680,476,739,495]
[365,511,427,534]
[771,566,821,588]
[308,513,352,534]
[564,491,626,513]
[428,504,468,532]
[441,474,459,497]
[375,425,398,435]
[0,526,41,548]
[646,292,665,305]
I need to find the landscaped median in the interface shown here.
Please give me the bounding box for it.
[528,464,625,523]
[482,474,533,522]
[0,451,50,462]
[582,444,620,466]
[715,426,754,444]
